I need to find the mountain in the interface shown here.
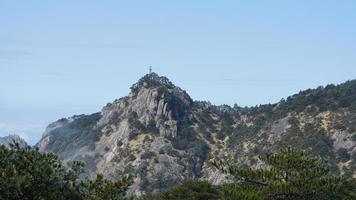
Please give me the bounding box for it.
[0,134,28,148]
[37,73,356,195]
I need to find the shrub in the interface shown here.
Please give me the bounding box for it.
[141,151,156,160]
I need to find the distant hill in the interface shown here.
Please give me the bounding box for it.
[37,73,356,195]
[0,134,28,148]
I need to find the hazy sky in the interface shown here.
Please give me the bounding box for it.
[1,0,355,144]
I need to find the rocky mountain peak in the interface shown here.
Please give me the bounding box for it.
[130,73,179,93]
[129,73,192,106]
[99,73,193,138]
[0,134,28,148]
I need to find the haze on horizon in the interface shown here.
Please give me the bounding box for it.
[1,0,356,144]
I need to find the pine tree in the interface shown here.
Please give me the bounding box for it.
[0,143,133,200]
[213,148,350,200]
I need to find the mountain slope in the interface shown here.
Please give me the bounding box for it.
[37,73,356,194]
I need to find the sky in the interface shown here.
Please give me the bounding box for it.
[1,0,355,144]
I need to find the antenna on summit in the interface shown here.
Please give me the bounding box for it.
[149,66,153,74]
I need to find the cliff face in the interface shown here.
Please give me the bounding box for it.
[37,73,203,195]
[37,74,356,195]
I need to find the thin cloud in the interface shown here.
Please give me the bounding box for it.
[176,78,302,83]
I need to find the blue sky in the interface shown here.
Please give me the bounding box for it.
[1,0,355,144]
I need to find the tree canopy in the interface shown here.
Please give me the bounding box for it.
[213,148,355,200]
[137,180,220,200]
[0,143,132,200]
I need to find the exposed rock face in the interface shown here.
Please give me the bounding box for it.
[0,134,28,148]
[37,74,356,194]
[331,131,355,151]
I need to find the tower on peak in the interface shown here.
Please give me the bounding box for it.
[149,66,153,74]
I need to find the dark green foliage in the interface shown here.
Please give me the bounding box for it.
[139,177,150,191]
[171,126,210,160]
[128,131,139,141]
[78,154,98,172]
[277,122,334,160]
[149,172,179,192]
[0,143,132,200]
[108,111,122,126]
[227,114,269,147]
[334,122,347,131]
[127,114,159,136]
[0,143,76,200]
[217,111,236,140]
[248,104,274,116]
[127,112,138,123]
[143,135,152,143]
[171,126,197,150]
[146,119,159,134]
[213,148,352,200]
[138,180,220,200]
[352,152,356,161]
[104,127,113,136]
[272,80,356,118]
[228,123,261,147]
[235,124,259,136]
[352,134,356,142]
[337,148,351,162]
[198,110,215,129]
[339,178,356,199]
[70,113,102,130]
[59,118,69,122]
[166,148,180,157]
[77,174,132,200]
[218,124,233,139]
[192,140,210,161]
[130,73,176,94]
[337,113,356,134]
[117,140,123,146]
[254,115,267,127]
[170,125,210,178]
[128,154,136,162]
[128,112,145,132]
[196,125,215,143]
[140,151,156,160]
[137,162,149,178]
[163,89,192,121]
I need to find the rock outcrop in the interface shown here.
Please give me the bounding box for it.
[0,134,28,148]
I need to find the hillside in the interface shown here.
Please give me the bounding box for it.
[37,73,356,195]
